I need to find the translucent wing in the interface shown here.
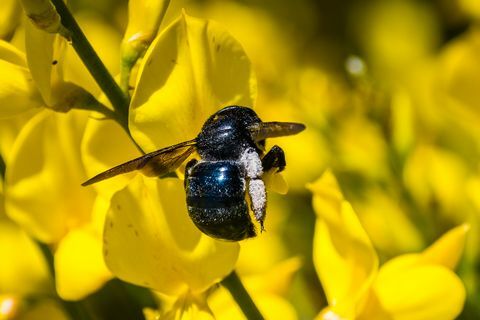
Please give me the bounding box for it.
[248,122,306,141]
[82,140,196,186]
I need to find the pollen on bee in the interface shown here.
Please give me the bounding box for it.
[240,147,263,178]
[249,179,266,222]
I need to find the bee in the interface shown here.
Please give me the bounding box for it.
[82,106,305,241]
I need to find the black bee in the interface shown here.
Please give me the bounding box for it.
[82,106,305,241]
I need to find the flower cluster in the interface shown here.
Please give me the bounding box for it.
[0,0,478,319]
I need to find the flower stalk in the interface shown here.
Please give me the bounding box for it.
[222,271,265,320]
[50,0,129,128]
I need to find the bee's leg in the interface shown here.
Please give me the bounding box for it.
[262,145,286,173]
[240,148,267,232]
[247,178,267,232]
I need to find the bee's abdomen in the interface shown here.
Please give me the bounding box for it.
[185,161,256,241]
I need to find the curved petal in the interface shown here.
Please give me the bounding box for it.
[420,224,469,269]
[104,176,239,295]
[0,60,42,118]
[309,171,378,317]
[4,110,95,243]
[54,226,112,301]
[24,20,64,106]
[0,41,42,118]
[0,40,25,66]
[0,219,52,295]
[369,265,465,320]
[0,0,21,39]
[130,12,256,151]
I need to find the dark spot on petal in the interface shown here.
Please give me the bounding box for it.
[116,204,121,210]
[134,230,139,237]
[104,249,108,256]
[127,223,133,228]
[110,221,114,228]
[147,59,152,66]
[52,60,58,65]
[171,59,176,64]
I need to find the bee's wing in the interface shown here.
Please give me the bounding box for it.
[82,140,197,186]
[248,122,306,141]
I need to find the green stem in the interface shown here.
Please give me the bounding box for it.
[222,271,264,320]
[50,0,129,127]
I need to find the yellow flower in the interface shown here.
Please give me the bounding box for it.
[308,170,467,320]
[88,11,255,301]
[4,109,112,300]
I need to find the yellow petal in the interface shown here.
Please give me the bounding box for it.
[130,12,256,151]
[368,265,465,320]
[0,60,42,118]
[309,171,378,317]
[124,0,169,43]
[121,0,170,68]
[0,40,25,66]
[420,224,469,270]
[54,226,112,300]
[104,176,239,295]
[0,0,21,39]
[24,20,64,106]
[0,41,42,118]
[0,219,52,295]
[458,0,480,25]
[5,110,95,243]
[0,110,37,161]
[307,170,344,222]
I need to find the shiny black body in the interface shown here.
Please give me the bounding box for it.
[186,106,261,240]
[185,161,255,240]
